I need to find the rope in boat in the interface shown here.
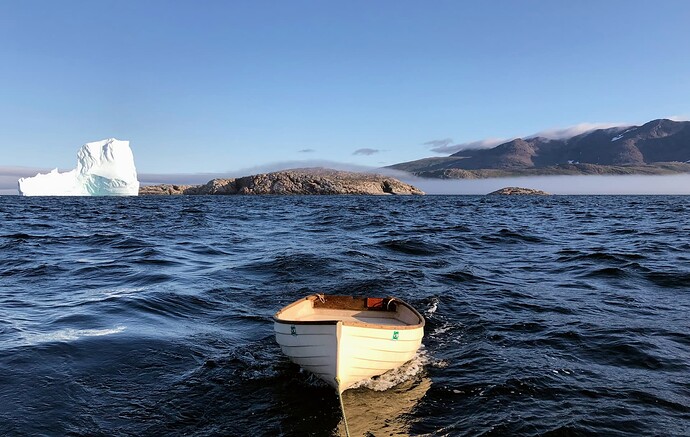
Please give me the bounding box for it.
[335,378,351,437]
[386,297,396,311]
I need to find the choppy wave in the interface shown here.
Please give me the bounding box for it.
[350,346,431,392]
[22,325,126,345]
[0,195,689,436]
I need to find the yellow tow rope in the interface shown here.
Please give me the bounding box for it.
[335,377,351,437]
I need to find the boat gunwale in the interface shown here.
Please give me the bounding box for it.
[273,294,425,330]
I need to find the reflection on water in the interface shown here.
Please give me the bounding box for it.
[338,375,431,436]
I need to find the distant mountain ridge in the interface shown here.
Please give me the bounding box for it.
[390,119,690,178]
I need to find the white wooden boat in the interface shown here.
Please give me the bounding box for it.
[274,294,425,393]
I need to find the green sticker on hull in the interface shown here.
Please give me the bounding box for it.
[392,330,399,340]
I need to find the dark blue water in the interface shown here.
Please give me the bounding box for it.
[1,195,689,436]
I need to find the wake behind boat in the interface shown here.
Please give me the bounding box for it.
[273,294,425,393]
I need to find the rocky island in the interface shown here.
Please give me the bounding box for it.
[139,168,424,195]
[488,187,551,196]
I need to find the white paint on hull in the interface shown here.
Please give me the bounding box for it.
[275,322,337,386]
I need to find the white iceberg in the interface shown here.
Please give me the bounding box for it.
[18,138,140,196]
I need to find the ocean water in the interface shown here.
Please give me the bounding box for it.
[1,195,689,436]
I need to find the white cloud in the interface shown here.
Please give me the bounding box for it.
[423,138,453,148]
[353,148,380,156]
[432,138,506,154]
[666,114,690,122]
[527,122,630,140]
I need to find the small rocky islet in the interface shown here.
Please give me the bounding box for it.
[139,168,424,195]
[488,187,551,196]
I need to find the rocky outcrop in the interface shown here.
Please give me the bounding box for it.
[140,168,424,195]
[138,184,196,195]
[488,187,550,196]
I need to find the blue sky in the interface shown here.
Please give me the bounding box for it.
[1,0,689,176]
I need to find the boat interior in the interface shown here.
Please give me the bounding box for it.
[275,295,424,328]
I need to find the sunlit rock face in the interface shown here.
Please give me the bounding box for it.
[18,139,139,196]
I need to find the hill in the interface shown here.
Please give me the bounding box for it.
[389,119,690,178]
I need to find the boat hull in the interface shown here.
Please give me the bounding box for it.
[337,323,423,391]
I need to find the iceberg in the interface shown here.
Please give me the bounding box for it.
[18,138,140,196]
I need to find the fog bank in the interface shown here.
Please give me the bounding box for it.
[3,165,690,195]
[404,174,690,195]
